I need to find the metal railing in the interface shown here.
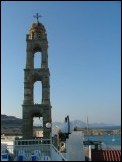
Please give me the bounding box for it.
[1,138,66,161]
[51,144,67,161]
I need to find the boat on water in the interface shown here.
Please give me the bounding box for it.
[112,135,115,142]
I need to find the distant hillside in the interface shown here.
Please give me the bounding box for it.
[1,114,119,128]
[1,114,22,127]
[52,120,118,129]
[1,114,22,135]
[1,114,20,120]
[1,114,120,135]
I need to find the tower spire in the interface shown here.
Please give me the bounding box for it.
[33,13,41,23]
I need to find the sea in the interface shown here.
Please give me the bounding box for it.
[84,126,121,148]
[85,134,121,146]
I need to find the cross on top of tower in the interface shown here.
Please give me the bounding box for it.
[33,13,42,23]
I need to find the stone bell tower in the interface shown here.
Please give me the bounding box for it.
[22,14,52,139]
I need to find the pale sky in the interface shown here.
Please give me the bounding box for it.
[1,1,121,125]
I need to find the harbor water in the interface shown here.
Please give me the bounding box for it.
[84,134,121,147]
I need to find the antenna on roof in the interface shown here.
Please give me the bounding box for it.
[87,116,89,141]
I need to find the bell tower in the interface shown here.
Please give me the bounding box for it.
[22,14,52,139]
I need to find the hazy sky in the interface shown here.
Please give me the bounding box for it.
[1,1,121,124]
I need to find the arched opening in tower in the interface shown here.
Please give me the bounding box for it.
[34,81,42,104]
[34,52,42,68]
[33,117,43,138]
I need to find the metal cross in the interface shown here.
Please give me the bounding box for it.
[33,13,41,23]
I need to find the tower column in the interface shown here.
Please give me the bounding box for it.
[42,50,48,68]
[23,82,33,105]
[26,49,33,68]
